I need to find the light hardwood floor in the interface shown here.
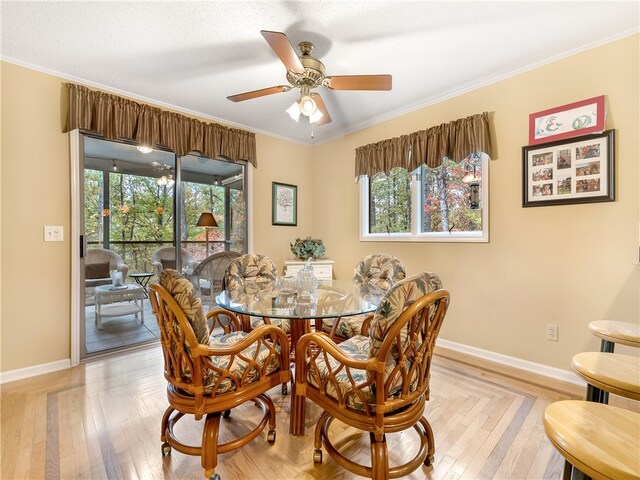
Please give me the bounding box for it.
[2,345,629,480]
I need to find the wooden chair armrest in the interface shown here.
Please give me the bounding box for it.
[194,324,290,359]
[295,332,376,384]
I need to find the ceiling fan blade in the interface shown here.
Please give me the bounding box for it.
[260,30,305,74]
[311,93,332,125]
[227,85,290,102]
[326,74,392,91]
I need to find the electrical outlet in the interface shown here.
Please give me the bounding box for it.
[44,225,64,242]
[546,324,558,342]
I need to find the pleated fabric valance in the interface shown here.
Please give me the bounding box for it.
[355,112,492,177]
[64,83,257,167]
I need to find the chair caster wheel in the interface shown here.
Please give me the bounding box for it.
[313,449,323,463]
[222,409,231,418]
[161,442,171,456]
[424,454,434,466]
[267,429,276,444]
[209,474,220,480]
[281,383,288,395]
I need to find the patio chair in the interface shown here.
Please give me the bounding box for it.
[149,269,290,480]
[324,254,406,340]
[151,246,197,275]
[190,251,241,306]
[84,248,129,304]
[295,272,449,479]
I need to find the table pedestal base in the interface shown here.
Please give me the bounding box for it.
[288,317,312,435]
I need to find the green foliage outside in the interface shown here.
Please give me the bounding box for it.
[369,167,411,233]
[422,158,482,233]
[368,157,483,234]
[84,169,245,273]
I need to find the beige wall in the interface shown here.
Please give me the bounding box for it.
[1,63,72,371]
[1,34,638,374]
[0,61,313,372]
[251,134,314,272]
[311,34,639,369]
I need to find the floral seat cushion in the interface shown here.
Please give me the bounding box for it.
[321,315,367,338]
[306,335,375,411]
[224,253,277,292]
[160,269,209,344]
[249,316,291,334]
[204,331,283,395]
[353,254,406,293]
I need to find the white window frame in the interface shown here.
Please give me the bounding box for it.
[359,156,489,243]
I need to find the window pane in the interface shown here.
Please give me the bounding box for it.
[421,156,483,233]
[180,155,246,261]
[369,167,411,233]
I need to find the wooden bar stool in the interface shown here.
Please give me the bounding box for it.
[587,321,639,403]
[588,320,640,352]
[572,352,640,404]
[543,400,640,480]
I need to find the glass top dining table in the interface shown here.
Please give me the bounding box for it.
[215,279,384,435]
[214,279,382,321]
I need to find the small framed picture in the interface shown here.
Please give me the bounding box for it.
[272,182,297,226]
[522,130,614,207]
[529,95,605,145]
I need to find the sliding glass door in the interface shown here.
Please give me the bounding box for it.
[80,136,247,359]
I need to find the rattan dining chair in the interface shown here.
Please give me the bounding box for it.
[149,269,290,480]
[224,253,291,394]
[295,272,449,480]
[324,254,406,341]
[224,253,291,334]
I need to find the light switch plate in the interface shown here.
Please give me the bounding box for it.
[44,225,64,242]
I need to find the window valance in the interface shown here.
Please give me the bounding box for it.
[355,112,492,177]
[64,83,257,167]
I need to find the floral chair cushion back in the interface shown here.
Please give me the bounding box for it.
[368,272,442,381]
[160,269,209,345]
[224,253,277,293]
[353,254,406,293]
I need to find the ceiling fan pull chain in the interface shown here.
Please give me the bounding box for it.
[310,121,315,139]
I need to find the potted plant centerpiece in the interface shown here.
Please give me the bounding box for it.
[290,237,325,261]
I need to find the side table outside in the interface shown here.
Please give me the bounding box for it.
[95,284,145,329]
[129,272,155,298]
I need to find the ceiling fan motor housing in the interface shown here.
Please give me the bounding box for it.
[286,42,326,88]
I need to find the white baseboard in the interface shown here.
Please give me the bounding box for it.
[435,338,585,392]
[0,358,71,384]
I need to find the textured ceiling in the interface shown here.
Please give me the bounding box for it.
[1,1,638,145]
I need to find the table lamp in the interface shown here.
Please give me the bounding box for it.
[196,212,218,257]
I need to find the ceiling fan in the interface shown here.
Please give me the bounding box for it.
[227,30,392,126]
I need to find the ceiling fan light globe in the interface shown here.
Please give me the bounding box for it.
[309,109,324,123]
[299,95,317,116]
[286,101,301,121]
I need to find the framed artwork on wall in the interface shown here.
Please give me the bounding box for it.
[272,182,297,226]
[522,130,614,207]
[528,95,605,145]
